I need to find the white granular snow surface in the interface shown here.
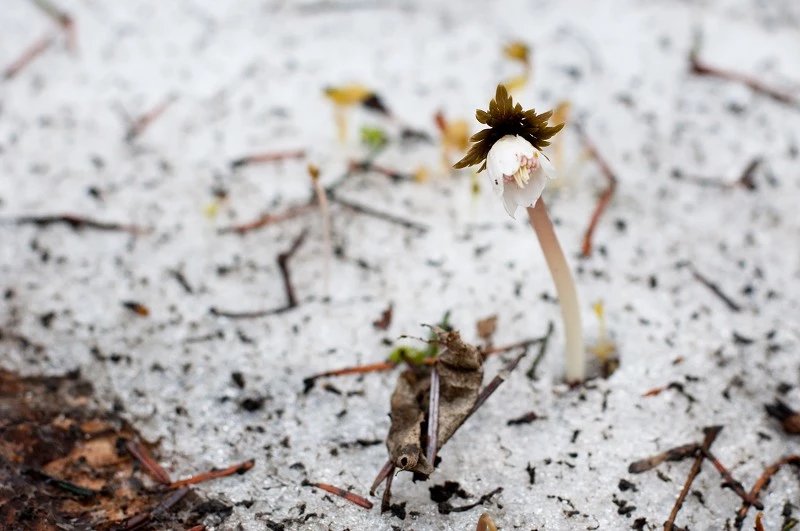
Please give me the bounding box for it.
[2,0,800,529]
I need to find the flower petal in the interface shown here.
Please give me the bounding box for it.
[537,150,557,179]
[516,171,548,208]
[502,187,519,218]
[487,135,524,179]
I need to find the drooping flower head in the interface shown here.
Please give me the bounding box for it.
[454,85,564,217]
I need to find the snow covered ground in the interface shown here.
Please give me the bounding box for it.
[2,0,800,529]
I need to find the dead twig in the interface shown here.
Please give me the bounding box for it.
[125,96,176,142]
[126,440,172,485]
[664,426,722,531]
[690,48,797,106]
[217,203,317,235]
[369,460,394,496]
[7,214,148,234]
[700,448,762,508]
[230,149,305,169]
[380,465,395,513]
[169,459,255,489]
[3,36,53,80]
[574,123,618,258]
[119,487,191,531]
[210,229,308,318]
[526,321,554,380]
[735,455,800,527]
[628,443,700,474]
[304,361,398,393]
[31,0,76,52]
[349,159,413,182]
[327,190,429,233]
[438,487,503,514]
[302,480,373,510]
[689,264,742,312]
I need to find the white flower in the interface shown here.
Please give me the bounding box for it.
[486,134,556,218]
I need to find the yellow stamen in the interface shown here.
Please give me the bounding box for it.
[513,165,530,188]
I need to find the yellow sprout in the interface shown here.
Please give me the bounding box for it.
[590,300,616,361]
[503,41,530,65]
[324,84,374,143]
[501,41,532,94]
[323,84,372,106]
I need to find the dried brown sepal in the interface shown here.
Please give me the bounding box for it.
[453,84,564,172]
[385,329,484,477]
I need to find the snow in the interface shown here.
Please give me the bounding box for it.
[2,0,800,529]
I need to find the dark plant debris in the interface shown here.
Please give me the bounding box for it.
[0,369,254,529]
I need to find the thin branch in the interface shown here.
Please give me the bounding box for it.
[438,487,503,514]
[573,123,618,258]
[735,455,800,526]
[327,190,428,233]
[169,459,255,489]
[120,487,191,531]
[126,440,172,484]
[302,480,373,510]
[370,459,394,496]
[3,36,53,80]
[689,264,742,312]
[452,351,527,439]
[217,203,317,235]
[125,96,177,142]
[700,448,762,509]
[664,426,722,531]
[526,321,554,380]
[7,214,148,234]
[30,0,76,52]
[231,149,305,169]
[349,159,413,182]
[380,466,395,514]
[210,229,308,318]
[690,48,797,106]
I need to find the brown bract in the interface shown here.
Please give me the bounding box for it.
[453,84,564,172]
[386,330,484,477]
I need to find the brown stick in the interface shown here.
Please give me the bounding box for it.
[169,459,254,489]
[574,123,618,258]
[231,149,306,169]
[690,51,797,106]
[700,448,762,509]
[210,229,308,318]
[126,96,176,142]
[349,159,412,182]
[735,455,800,526]
[628,443,700,474]
[327,190,428,233]
[126,440,172,485]
[380,466,395,513]
[121,487,191,530]
[303,481,373,510]
[217,203,317,235]
[9,213,148,234]
[370,459,394,496]
[664,426,722,531]
[689,264,742,312]
[30,0,76,52]
[3,36,53,80]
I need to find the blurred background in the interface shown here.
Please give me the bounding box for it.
[2,1,800,530]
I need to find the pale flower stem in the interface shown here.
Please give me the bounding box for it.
[312,178,332,295]
[527,200,585,383]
